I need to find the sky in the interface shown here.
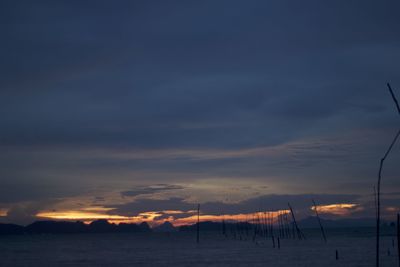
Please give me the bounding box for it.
[1,0,400,226]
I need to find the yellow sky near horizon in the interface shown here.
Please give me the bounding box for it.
[33,203,359,227]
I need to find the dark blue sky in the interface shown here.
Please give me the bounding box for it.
[1,1,400,224]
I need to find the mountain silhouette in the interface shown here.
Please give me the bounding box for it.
[153,221,176,232]
[0,223,25,235]
[0,220,152,235]
[0,217,391,235]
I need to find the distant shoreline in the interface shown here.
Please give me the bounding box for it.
[0,217,396,236]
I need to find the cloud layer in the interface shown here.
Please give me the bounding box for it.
[1,1,400,223]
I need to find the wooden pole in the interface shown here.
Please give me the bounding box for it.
[270,212,274,239]
[285,213,291,238]
[376,83,400,267]
[288,202,305,240]
[397,214,400,267]
[312,199,327,243]
[278,211,283,238]
[197,204,200,244]
[374,186,378,220]
[222,218,226,237]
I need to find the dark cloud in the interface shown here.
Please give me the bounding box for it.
[2,205,38,225]
[109,197,194,216]
[109,193,361,217]
[1,0,400,215]
[0,178,85,204]
[109,192,400,220]
[1,0,400,148]
[121,184,185,197]
[0,200,61,225]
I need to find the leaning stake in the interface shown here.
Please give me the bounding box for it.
[288,203,305,240]
[312,199,327,243]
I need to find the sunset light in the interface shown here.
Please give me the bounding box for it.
[0,209,8,217]
[311,203,361,216]
[2,1,400,266]
[35,209,291,227]
[36,210,163,225]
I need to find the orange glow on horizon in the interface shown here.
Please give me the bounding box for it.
[37,210,134,221]
[35,204,365,226]
[312,203,360,216]
[35,209,291,226]
[172,210,290,226]
[386,207,400,212]
[36,210,162,225]
[0,208,8,217]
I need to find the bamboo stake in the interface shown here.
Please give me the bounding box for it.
[222,218,226,237]
[312,199,327,243]
[397,214,400,267]
[374,186,378,220]
[270,212,274,239]
[376,83,400,267]
[279,211,283,238]
[288,202,305,240]
[285,213,291,238]
[197,204,200,244]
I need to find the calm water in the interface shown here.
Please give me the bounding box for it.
[0,227,397,266]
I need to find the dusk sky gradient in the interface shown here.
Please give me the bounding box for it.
[1,0,400,225]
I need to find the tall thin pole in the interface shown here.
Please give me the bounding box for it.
[312,199,327,243]
[376,83,400,267]
[288,202,305,240]
[397,214,400,267]
[196,204,200,244]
